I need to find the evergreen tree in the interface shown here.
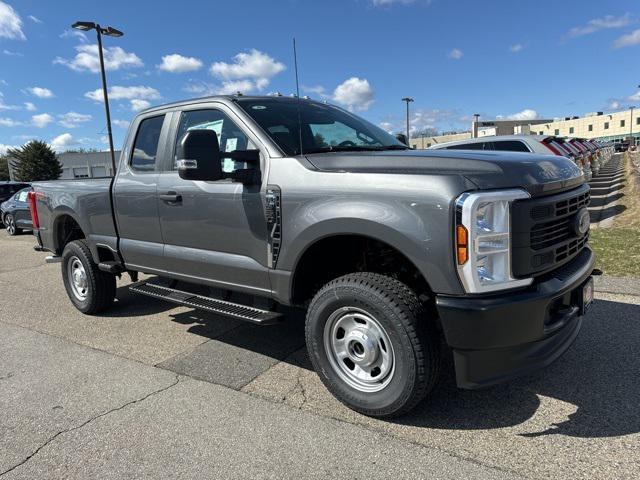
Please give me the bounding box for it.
[8,140,62,182]
[0,155,10,181]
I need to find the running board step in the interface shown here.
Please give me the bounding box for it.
[129,281,282,325]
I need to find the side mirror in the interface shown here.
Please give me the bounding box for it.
[395,133,408,146]
[176,130,223,181]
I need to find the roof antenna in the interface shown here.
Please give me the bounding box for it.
[293,37,303,155]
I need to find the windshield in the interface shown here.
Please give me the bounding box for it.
[236,98,407,156]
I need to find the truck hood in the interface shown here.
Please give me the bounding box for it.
[304,149,584,196]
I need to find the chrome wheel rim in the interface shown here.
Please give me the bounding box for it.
[6,216,15,235]
[67,256,88,301]
[323,307,395,392]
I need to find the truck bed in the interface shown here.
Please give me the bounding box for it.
[32,177,117,255]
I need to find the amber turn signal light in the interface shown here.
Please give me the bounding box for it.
[456,225,468,265]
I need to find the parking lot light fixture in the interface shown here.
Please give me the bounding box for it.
[401,97,414,146]
[72,21,123,176]
[71,21,95,31]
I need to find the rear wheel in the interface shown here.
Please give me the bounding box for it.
[4,214,19,236]
[305,272,440,417]
[61,239,116,314]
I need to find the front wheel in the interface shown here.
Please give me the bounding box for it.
[61,239,116,314]
[305,272,441,417]
[4,214,19,236]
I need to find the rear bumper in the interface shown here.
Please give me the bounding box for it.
[436,247,594,389]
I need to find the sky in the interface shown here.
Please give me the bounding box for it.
[1,0,640,154]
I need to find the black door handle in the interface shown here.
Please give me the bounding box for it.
[159,192,182,203]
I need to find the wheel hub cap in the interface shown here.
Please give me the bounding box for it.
[68,257,88,300]
[323,307,395,393]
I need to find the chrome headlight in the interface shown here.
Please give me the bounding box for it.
[455,189,533,293]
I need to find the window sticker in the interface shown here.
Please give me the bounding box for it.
[223,138,238,172]
[225,137,238,152]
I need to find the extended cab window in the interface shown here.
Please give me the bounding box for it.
[131,115,165,171]
[174,109,254,173]
[492,141,530,152]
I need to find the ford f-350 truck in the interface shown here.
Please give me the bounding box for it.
[29,96,595,417]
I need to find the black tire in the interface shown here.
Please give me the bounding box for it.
[61,239,116,314]
[305,272,440,418]
[4,214,20,236]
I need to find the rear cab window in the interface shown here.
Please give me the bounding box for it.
[130,115,166,172]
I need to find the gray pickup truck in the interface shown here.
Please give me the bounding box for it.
[30,95,595,417]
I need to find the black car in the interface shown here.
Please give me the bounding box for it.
[0,182,30,203]
[1,186,33,235]
[614,141,629,153]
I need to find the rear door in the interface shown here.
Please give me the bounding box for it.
[156,104,271,295]
[113,113,170,272]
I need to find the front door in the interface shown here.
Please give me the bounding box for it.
[156,105,271,296]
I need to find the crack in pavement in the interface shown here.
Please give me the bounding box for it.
[0,374,181,477]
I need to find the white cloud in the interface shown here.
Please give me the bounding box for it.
[31,113,53,127]
[183,81,219,97]
[609,100,621,110]
[505,109,539,121]
[28,14,41,24]
[0,1,25,40]
[381,108,462,135]
[509,43,524,53]
[51,133,79,151]
[26,86,54,98]
[85,85,160,112]
[24,101,35,111]
[216,79,257,95]
[2,48,22,56]
[55,44,143,73]
[613,29,640,48]
[448,48,463,60]
[0,117,21,127]
[60,29,87,43]
[371,0,420,5]
[568,13,633,38]
[210,49,285,91]
[112,119,130,129]
[0,143,17,154]
[58,111,92,128]
[130,99,151,112]
[301,85,327,97]
[0,98,20,110]
[332,77,375,111]
[85,85,161,102]
[158,54,203,73]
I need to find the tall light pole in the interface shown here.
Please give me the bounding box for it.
[72,21,123,176]
[630,105,635,144]
[401,97,414,146]
[473,113,480,138]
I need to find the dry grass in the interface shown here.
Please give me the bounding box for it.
[589,152,640,276]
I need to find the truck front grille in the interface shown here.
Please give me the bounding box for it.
[512,184,590,278]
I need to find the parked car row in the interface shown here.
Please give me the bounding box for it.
[428,135,613,181]
[0,182,33,236]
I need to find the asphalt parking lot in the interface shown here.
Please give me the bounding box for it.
[1,232,639,479]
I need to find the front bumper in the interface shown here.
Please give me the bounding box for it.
[436,247,595,389]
